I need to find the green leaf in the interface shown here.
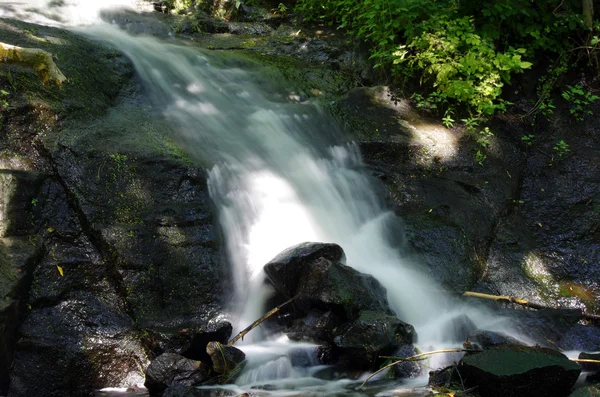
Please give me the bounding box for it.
[520,61,533,69]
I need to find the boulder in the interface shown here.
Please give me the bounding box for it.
[333,310,415,369]
[264,242,345,298]
[206,341,246,375]
[264,243,391,320]
[458,346,581,397]
[145,353,210,394]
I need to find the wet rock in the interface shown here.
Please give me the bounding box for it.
[1,19,224,397]
[206,342,246,375]
[558,324,600,351]
[265,243,390,320]
[286,309,341,343]
[467,329,525,349]
[458,345,581,397]
[387,344,422,379]
[264,242,345,298]
[506,308,582,349]
[0,236,42,395]
[333,87,527,292]
[333,310,415,369]
[145,353,210,394]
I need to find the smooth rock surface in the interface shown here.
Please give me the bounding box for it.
[459,346,581,397]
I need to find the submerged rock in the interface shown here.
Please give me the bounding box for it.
[458,345,581,397]
[145,353,210,394]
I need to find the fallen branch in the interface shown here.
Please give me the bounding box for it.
[462,291,600,322]
[228,296,295,346]
[571,359,600,365]
[360,349,480,388]
[0,42,66,87]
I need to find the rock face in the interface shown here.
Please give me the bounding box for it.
[459,346,581,397]
[264,242,415,371]
[332,85,600,316]
[0,20,226,396]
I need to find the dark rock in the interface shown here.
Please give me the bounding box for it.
[286,309,341,343]
[467,329,525,349]
[459,346,581,397]
[387,344,422,379]
[506,308,582,349]
[0,19,224,397]
[0,236,41,395]
[145,353,210,394]
[292,257,392,318]
[333,310,415,369]
[206,342,246,375]
[333,86,527,292]
[264,242,345,299]
[558,324,600,351]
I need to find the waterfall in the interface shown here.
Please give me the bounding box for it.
[79,23,447,334]
[3,2,521,392]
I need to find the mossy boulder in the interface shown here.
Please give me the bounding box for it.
[458,346,581,397]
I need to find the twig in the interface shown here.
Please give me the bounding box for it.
[360,349,480,388]
[571,359,600,364]
[462,291,600,322]
[228,296,296,346]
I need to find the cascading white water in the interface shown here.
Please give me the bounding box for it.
[80,23,446,332]
[4,2,522,393]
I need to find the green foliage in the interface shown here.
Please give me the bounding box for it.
[0,89,8,109]
[553,140,570,159]
[561,84,599,122]
[521,134,535,146]
[273,3,288,15]
[295,0,593,117]
[395,16,527,115]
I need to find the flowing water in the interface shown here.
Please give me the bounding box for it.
[2,2,521,395]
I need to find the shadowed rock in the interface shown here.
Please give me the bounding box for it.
[145,353,210,394]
